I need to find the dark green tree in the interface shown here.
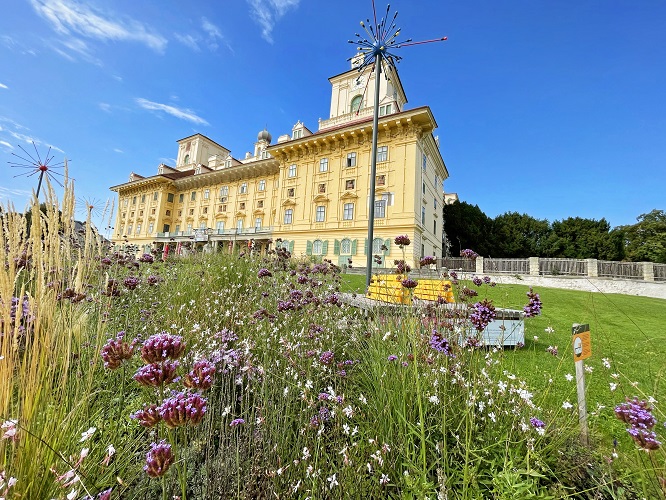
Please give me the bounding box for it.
[443,201,496,257]
[493,212,551,257]
[621,210,666,263]
[544,217,624,260]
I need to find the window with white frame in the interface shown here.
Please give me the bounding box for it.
[136,223,141,234]
[340,238,352,255]
[220,186,229,197]
[422,153,427,171]
[422,206,426,225]
[313,239,323,255]
[204,189,210,200]
[379,104,392,116]
[372,238,384,254]
[288,164,297,177]
[293,129,302,139]
[343,203,354,220]
[255,217,262,229]
[148,223,154,234]
[153,192,158,201]
[284,209,293,224]
[347,152,357,167]
[127,224,133,235]
[258,179,266,191]
[190,192,196,201]
[377,146,388,162]
[316,205,326,222]
[119,225,124,236]
[350,95,362,113]
[236,219,243,231]
[186,224,192,233]
[216,221,225,233]
[319,158,328,172]
[374,199,386,218]
[239,183,248,194]
[199,222,206,230]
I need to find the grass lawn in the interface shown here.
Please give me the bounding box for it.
[340,272,666,452]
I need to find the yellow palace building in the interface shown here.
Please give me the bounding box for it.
[110,57,449,268]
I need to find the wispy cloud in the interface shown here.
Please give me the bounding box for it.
[135,98,209,126]
[30,0,167,54]
[98,102,112,113]
[0,83,8,89]
[247,0,300,43]
[175,33,200,52]
[159,157,177,165]
[113,148,123,153]
[0,140,14,150]
[0,35,38,56]
[0,186,33,198]
[175,18,229,52]
[0,116,65,154]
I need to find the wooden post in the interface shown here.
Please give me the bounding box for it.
[572,323,591,446]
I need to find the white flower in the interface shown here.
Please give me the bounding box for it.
[343,423,350,435]
[429,395,440,405]
[584,365,594,374]
[648,396,657,404]
[79,427,96,442]
[327,473,338,489]
[351,426,359,436]
[533,336,539,342]
[358,394,367,405]
[222,406,231,417]
[67,488,78,500]
[343,406,353,418]
[565,373,574,382]
[611,373,619,379]
[610,383,618,391]
[7,477,17,488]
[488,412,496,423]
[602,358,611,369]
[302,447,310,460]
[380,474,390,485]
[305,380,313,390]
[562,401,573,410]
[544,326,555,333]
[283,387,289,396]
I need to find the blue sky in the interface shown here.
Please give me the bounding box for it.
[0,0,664,229]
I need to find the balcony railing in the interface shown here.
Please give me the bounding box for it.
[156,227,273,239]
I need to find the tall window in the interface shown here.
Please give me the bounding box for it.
[313,239,323,255]
[293,129,302,139]
[347,152,357,167]
[153,192,158,201]
[175,224,180,234]
[162,224,170,232]
[167,193,174,203]
[127,224,132,235]
[374,200,386,218]
[434,198,437,210]
[184,154,190,165]
[422,153,427,171]
[199,222,206,230]
[258,179,266,191]
[220,186,229,197]
[136,223,141,234]
[343,203,354,220]
[255,217,262,229]
[216,221,225,233]
[284,209,293,224]
[179,194,184,203]
[239,183,248,194]
[319,158,328,172]
[237,219,243,231]
[316,206,326,222]
[288,164,297,177]
[350,95,362,113]
[422,206,426,225]
[340,238,352,255]
[434,220,437,235]
[186,224,193,233]
[190,191,196,201]
[423,182,426,194]
[141,194,146,203]
[377,146,388,162]
[372,238,384,254]
[132,196,137,205]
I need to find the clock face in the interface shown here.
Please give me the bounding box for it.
[353,76,364,89]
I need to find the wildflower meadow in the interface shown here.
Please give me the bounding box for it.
[1,182,665,498]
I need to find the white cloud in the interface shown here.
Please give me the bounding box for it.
[135,98,209,126]
[175,33,200,52]
[0,140,14,150]
[247,0,300,43]
[98,102,111,112]
[175,18,228,52]
[113,148,123,153]
[30,0,167,53]
[0,83,8,89]
[0,186,32,198]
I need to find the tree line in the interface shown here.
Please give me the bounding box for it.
[443,202,666,263]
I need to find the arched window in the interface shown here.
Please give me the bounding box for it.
[340,238,352,255]
[313,239,323,255]
[372,237,384,254]
[183,154,190,165]
[350,95,363,114]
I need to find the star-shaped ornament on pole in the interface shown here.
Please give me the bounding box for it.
[348,2,447,289]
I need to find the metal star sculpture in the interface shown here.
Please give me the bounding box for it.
[349,2,447,288]
[9,142,66,198]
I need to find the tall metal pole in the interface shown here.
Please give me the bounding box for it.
[365,54,383,289]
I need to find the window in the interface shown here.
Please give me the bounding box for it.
[148,223,154,234]
[132,196,136,205]
[345,179,355,190]
[179,194,184,203]
[184,154,190,165]
[153,192,158,201]
[421,244,425,258]
[239,202,245,210]
[284,209,293,224]
[139,210,144,216]
[189,209,194,216]
[319,158,328,172]
[136,223,141,234]
[177,210,182,217]
[236,219,243,231]
[204,189,210,200]
[257,200,264,208]
[186,224,193,233]
[288,164,297,177]
[199,222,206,230]
[258,179,266,191]
[203,207,208,214]
[165,210,171,216]
[422,206,426,225]
[376,175,386,186]
[293,129,302,139]
[313,239,323,255]
[434,220,437,235]
[318,183,326,193]
[141,194,146,203]
[341,238,352,255]
[316,205,326,222]
[238,183,247,194]
[216,221,225,233]
[372,238,384,254]
[151,208,156,215]
[220,186,229,197]
[255,217,262,229]
[422,153,427,171]
[288,188,295,197]
[163,224,170,232]
[377,146,388,162]
[167,193,174,203]
[221,204,227,212]
[379,103,392,116]
[343,203,354,220]
[175,224,180,233]
[347,152,357,167]
[423,182,426,194]
[191,192,196,201]
[261,150,271,159]
[434,198,437,210]
[119,225,124,235]
[350,95,362,113]
[130,212,135,218]
[374,199,386,218]
[123,199,128,207]
[127,224,132,234]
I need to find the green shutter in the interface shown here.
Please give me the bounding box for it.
[306,240,313,255]
[351,239,358,255]
[384,238,390,256]
[334,239,340,255]
[364,238,368,255]
[289,241,294,253]
[322,240,329,255]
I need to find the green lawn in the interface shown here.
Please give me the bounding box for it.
[340,272,666,450]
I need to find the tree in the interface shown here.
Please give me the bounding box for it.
[544,217,624,260]
[493,212,551,257]
[621,210,666,263]
[443,201,496,257]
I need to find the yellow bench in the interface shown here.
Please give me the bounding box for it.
[367,274,455,305]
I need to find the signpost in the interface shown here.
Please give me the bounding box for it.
[572,323,591,445]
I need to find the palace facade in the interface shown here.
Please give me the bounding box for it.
[110,57,449,267]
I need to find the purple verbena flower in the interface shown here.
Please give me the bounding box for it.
[133,361,179,387]
[615,398,657,430]
[158,392,207,428]
[530,417,546,429]
[230,418,245,427]
[429,333,453,356]
[101,331,136,370]
[184,359,216,391]
[320,351,334,365]
[394,235,411,247]
[258,268,272,278]
[144,440,174,478]
[131,404,162,428]
[470,299,496,331]
[123,276,141,290]
[401,278,418,289]
[523,288,542,317]
[419,256,437,267]
[460,249,479,259]
[138,253,154,263]
[141,333,186,363]
[387,355,398,362]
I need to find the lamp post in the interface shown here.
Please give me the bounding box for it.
[349,3,447,289]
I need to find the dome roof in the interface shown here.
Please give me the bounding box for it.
[257,128,272,144]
